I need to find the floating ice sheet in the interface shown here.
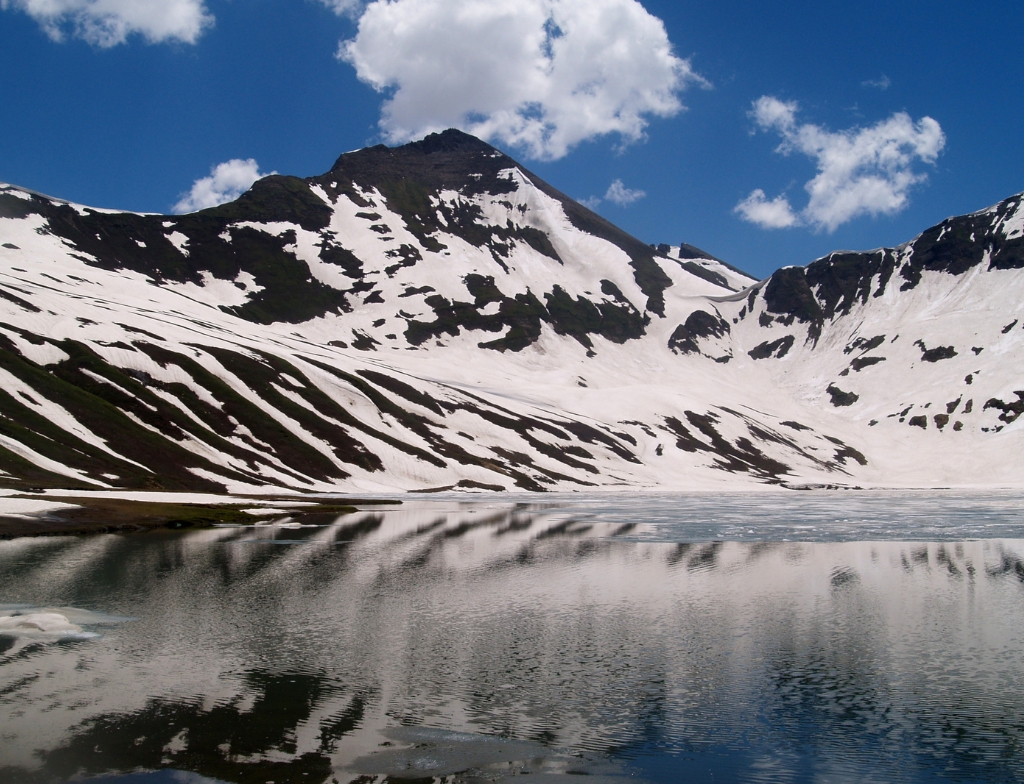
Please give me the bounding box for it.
[0,604,132,640]
[527,490,1024,542]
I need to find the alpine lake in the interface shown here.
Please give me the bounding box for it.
[2,491,1024,784]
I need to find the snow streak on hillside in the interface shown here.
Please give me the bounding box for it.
[0,131,1020,493]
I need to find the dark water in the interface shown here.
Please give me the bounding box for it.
[2,493,1024,784]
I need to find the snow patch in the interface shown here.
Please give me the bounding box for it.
[998,199,1024,240]
[163,271,261,308]
[166,231,190,256]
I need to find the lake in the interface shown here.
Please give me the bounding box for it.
[2,492,1024,783]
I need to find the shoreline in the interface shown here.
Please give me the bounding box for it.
[0,495,395,539]
[2,486,1023,539]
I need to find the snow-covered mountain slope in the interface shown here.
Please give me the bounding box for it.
[0,130,1020,493]
[718,193,1024,485]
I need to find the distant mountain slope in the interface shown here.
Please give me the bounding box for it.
[722,192,1024,480]
[0,130,1020,493]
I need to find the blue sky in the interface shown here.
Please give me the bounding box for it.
[1,0,1021,279]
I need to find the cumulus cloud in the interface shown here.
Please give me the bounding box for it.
[1,0,213,47]
[734,189,798,229]
[578,179,646,210]
[173,159,272,214]
[604,179,646,206]
[317,0,362,17]
[751,95,798,131]
[340,0,705,160]
[737,96,945,232]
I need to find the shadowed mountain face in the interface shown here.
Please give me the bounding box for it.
[0,130,1021,493]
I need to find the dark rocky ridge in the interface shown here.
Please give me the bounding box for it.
[0,131,711,352]
[0,179,350,325]
[668,310,730,356]
[323,130,677,316]
[747,192,1024,339]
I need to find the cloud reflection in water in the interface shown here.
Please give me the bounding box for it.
[0,495,1022,783]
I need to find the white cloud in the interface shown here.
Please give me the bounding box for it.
[734,189,798,229]
[738,96,945,232]
[751,95,797,132]
[862,74,891,90]
[1,0,213,47]
[340,0,705,161]
[317,0,362,17]
[173,159,273,214]
[578,179,646,210]
[604,179,646,206]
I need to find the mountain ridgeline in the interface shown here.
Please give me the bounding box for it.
[0,129,1020,494]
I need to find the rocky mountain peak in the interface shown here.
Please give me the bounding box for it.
[327,128,517,196]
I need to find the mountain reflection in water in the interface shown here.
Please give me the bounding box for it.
[1,496,1023,784]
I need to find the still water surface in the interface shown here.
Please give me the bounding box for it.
[2,492,1024,783]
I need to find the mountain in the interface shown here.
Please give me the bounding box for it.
[0,129,1021,493]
